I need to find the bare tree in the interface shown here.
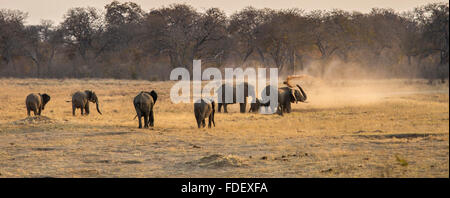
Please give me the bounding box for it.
[0,9,27,76]
[60,7,105,76]
[0,2,447,80]
[229,7,267,65]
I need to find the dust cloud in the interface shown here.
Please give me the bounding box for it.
[282,61,448,108]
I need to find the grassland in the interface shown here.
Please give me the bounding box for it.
[0,78,448,177]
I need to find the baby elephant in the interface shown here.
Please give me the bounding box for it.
[248,98,271,113]
[25,93,51,116]
[71,90,102,116]
[194,99,215,128]
[133,90,157,128]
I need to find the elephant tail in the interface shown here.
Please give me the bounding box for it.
[65,100,71,103]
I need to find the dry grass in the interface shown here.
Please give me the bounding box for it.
[0,78,448,177]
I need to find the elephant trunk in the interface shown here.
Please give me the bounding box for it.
[296,84,307,102]
[96,101,102,115]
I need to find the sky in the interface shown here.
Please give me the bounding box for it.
[0,0,445,25]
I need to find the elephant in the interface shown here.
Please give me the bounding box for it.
[261,84,307,115]
[217,82,255,113]
[248,98,270,113]
[71,90,102,116]
[25,93,51,116]
[133,90,157,128]
[194,98,215,128]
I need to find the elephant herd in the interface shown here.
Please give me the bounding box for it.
[25,90,103,117]
[24,83,307,129]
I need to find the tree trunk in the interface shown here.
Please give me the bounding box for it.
[36,62,40,78]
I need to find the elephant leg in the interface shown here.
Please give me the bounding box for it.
[38,106,42,116]
[223,104,228,113]
[143,113,149,128]
[195,112,201,128]
[208,115,212,128]
[85,103,90,115]
[80,106,84,115]
[197,119,201,128]
[218,103,222,112]
[137,113,142,128]
[149,110,154,127]
[286,102,292,113]
[240,97,247,113]
[27,107,31,116]
[198,117,203,128]
[282,101,288,113]
[33,107,38,116]
[277,104,283,116]
[240,102,246,113]
[202,119,206,128]
[72,105,76,116]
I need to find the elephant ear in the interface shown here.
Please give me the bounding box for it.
[41,93,51,105]
[92,91,98,102]
[150,90,158,104]
[289,88,297,103]
[296,84,307,102]
[85,90,93,99]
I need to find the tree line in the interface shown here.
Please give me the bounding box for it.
[0,1,448,80]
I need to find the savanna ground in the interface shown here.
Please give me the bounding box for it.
[0,77,448,177]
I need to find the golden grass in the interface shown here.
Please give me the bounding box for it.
[0,78,448,177]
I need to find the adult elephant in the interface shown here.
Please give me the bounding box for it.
[25,93,51,116]
[133,90,157,128]
[217,82,255,113]
[261,84,307,115]
[71,90,102,116]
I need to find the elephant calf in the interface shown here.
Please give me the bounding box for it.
[133,90,157,128]
[71,90,102,116]
[26,93,51,116]
[248,98,270,113]
[194,98,215,128]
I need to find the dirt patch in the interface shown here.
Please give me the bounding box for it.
[186,154,247,169]
[11,116,58,125]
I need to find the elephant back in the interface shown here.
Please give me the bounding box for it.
[194,99,212,116]
[72,91,87,107]
[277,87,292,102]
[237,82,255,99]
[217,84,235,104]
[134,92,154,110]
[217,82,254,104]
[26,93,41,109]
